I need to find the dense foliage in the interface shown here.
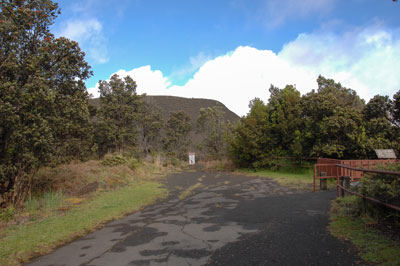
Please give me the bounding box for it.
[136,102,163,156]
[229,76,400,168]
[196,106,230,159]
[359,163,400,218]
[334,163,400,226]
[0,0,92,206]
[163,111,192,159]
[95,74,141,157]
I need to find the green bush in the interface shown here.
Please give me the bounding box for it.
[128,158,140,170]
[0,206,15,222]
[101,154,127,167]
[170,157,180,167]
[358,163,400,220]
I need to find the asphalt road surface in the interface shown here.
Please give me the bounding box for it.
[27,171,364,266]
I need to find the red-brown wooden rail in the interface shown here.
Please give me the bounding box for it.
[313,158,398,192]
[335,164,400,212]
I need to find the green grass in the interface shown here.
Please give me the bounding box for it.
[0,182,167,266]
[24,198,40,213]
[330,196,400,266]
[239,166,315,190]
[41,191,65,211]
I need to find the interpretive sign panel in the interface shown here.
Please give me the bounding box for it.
[188,153,195,165]
[374,149,397,159]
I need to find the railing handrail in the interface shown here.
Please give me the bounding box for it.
[313,160,400,193]
[313,162,400,212]
[337,182,400,212]
[335,164,400,176]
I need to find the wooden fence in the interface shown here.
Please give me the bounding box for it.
[336,165,400,212]
[313,158,398,192]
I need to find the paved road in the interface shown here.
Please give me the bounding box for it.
[27,171,364,266]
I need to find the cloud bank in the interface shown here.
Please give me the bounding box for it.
[88,24,400,116]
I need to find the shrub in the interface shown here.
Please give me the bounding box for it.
[101,154,127,167]
[0,206,15,222]
[358,163,400,221]
[170,157,180,167]
[128,158,141,170]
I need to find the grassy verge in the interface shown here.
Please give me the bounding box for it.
[0,182,167,266]
[0,155,178,266]
[238,167,316,190]
[329,196,400,266]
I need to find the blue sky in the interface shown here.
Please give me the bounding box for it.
[52,0,400,115]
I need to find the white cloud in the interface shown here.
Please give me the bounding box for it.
[279,24,400,99]
[88,24,400,117]
[57,18,109,64]
[88,47,316,116]
[167,47,316,115]
[88,66,171,98]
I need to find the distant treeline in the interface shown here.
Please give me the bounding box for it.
[228,76,400,168]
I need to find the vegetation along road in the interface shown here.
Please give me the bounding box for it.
[27,170,363,266]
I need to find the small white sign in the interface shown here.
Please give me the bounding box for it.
[188,153,195,165]
[374,149,397,159]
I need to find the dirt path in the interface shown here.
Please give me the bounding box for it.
[26,171,364,266]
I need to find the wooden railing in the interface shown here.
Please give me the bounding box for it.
[313,158,398,192]
[336,164,400,212]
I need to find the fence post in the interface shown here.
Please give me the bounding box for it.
[336,165,340,197]
[339,176,350,197]
[340,176,344,197]
[344,176,350,197]
[313,164,317,192]
[362,197,367,215]
[320,171,327,190]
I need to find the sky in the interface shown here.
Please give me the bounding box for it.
[52,0,400,116]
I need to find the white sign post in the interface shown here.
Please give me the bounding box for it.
[188,153,195,165]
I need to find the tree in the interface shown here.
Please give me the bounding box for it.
[361,95,399,158]
[392,90,400,127]
[136,101,164,156]
[229,84,304,167]
[96,74,141,156]
[228,98,271,168]
[0,0,92,206]
[196,106,228,158]
[163,111,192,159]
[267,85,303,157]
[301,76,366,159]
[363,95,392,121]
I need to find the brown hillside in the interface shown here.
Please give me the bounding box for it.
[89,95,239,124]
[89,95,240,154]
[143,95,239,124]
